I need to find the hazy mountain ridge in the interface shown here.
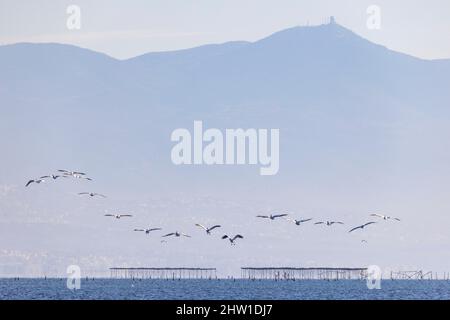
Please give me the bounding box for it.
[1,22,449,183]
[1,23,449,104]
[1,22,450,276]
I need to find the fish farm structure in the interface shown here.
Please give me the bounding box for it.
[389,270,435,280]
[109,267,449,280]
[109,267,217,279]
[240,267,369,280]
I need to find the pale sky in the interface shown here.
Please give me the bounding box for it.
[2,0,450,278]
[0,0,449,60]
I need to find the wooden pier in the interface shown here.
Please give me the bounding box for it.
[241,267,368,280]
[109,267,217,279]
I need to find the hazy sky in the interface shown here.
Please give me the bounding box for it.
[2,1,450,279]
[0,0,449,60]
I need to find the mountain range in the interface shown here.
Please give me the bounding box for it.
[1,21,450,276]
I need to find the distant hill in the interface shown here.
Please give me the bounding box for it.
[1,22,450,276]
[1,22,449,183]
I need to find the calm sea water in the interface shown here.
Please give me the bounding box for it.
[1,279,449,300]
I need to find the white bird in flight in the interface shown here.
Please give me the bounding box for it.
[349,222,376,233]
[195,224,221,235]
[59,170,92,180]
[314,221,344,226]
[222,234,244,245]
[25,178,45,187]
[78,192,106,198]
[370,213,400,221]
[71,174,92,181]
[104,214,133,219]
[256,214,288,220]
[285,217,313,225]
[162,231,191,238]
[134,228,162,234]
[58,169,86,176]
[40,174,65,180]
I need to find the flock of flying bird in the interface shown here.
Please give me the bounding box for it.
[26,169,401,245]
[26,170,92,187]
[255,212,401,241]
[25,170,245,245]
